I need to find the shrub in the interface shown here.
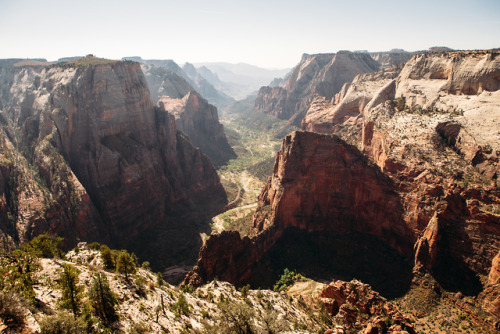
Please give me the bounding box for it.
[0,292,26,330]
[141,261,150,270]
[205,300,256,334]
[171,294,190,317]
[273,268,303,292]
[156,272,165,287]
[39,311,87,334]
[87,242,101,250]
[0,246,40,301]
[28,233,64,258]
[100,245,115,270]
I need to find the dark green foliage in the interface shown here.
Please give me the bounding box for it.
[205,299,255,334]
[0,291,26,330]
[171,294,190,317]
[238,284,250,298]
[0,244,40,301]
[129,321,150,334]
[57,263,83,316]
[116,251,136,280]
[156,272,165,287]
[28,233,64,258]
[141,261,150,270]
[87,272,117,323]
[100,245,115,270]
[39,311,87,334]
[273,268,303,292]
[86,242,101,250]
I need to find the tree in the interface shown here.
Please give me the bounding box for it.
[116,251,136,280]
[57,263,83,316]
[0,245,40,301]
[87,272,117,323]
[100,245,115,270]
[28,233,63,258]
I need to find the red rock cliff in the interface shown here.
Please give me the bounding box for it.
[0,57,227,267]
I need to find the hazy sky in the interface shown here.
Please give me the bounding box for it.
[1,0,499,68]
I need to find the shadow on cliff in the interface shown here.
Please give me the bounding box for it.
[246,228,413,299]
[126,212,213,272]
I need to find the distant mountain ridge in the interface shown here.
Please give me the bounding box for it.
[193,62,291,100]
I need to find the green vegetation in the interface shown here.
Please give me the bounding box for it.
[0,291,27,330]
[54,55,121,69]
[29,233,64,259]
[88,272,118,323]
[0,240,42,301]
[273,268,304,292]
[57,263,84,316]
[171,293,190,317]
[39,311,87,334]
[116,250,137,280]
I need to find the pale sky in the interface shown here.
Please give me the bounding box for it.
[0,0,499,69]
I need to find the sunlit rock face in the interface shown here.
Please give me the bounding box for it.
[0,58,227,268]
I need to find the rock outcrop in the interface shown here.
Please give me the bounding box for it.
[142,63,236,167]
[185,131,414,287]
[321,280,415,334]
[255,51,381,125]
[188,51,500,327]
[158,91,236,167]
[0,57,227,268]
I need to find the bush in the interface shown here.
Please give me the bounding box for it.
[39,311,87,334]
[28,233,64,258]
[205,300,256,334]
[87,242,101,250]
[0,292,26,330]
[273,268,303,292]
[0,246,40,301]
[156,272,165,287]
[171,294,190,317]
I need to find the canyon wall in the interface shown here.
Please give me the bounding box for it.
[142,64,236,167]
[0,57,227,268]
[188,51,500,306]
[254,51,381,125]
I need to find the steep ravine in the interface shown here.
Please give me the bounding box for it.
[0,57,227,269]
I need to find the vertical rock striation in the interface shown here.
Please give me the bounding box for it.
[0,57,227,267]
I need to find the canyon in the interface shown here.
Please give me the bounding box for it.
[254,50,413,126]
[1,48,500,333]
[187,49,500,332]
[0,57,227,269]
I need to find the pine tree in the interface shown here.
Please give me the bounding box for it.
[57,263,83,316]
[116,251,136,280]
[87,272,117,323]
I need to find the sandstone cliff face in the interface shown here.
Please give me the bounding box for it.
[158,91,236,167]
[301,51,500,291]
[142,64,236,167]
[369,50,413,68]
[185,131,414,287]
[255,51,380,125]
[189,51,500,311]
[0,58,227,267]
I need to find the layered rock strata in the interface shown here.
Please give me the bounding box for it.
[255,51,381,125]
[142,64,236,167]
[187,52,500,323]
[0,57,227,267]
